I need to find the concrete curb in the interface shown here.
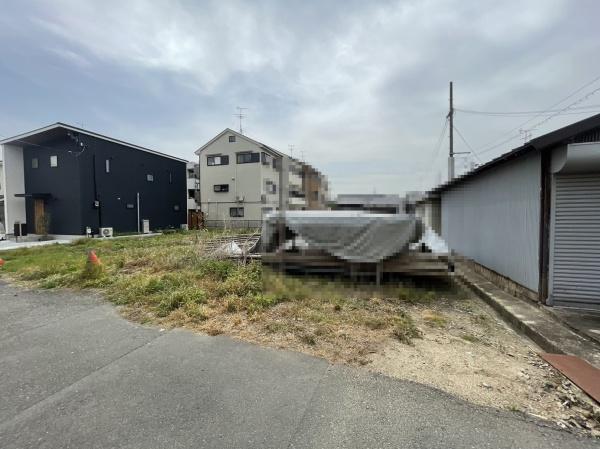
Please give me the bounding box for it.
[455,274,562,354]
[455,266,600,369]
[542,307,600,347]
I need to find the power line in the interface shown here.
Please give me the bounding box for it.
[476,82,600,156]
[453,125,483,164]
[422,118,449,190]
[429,118,449,166]
[455,104,600,116]
[472,74,600,155]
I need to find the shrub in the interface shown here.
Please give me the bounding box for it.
[184,302,208,322]
[391,312,421,344]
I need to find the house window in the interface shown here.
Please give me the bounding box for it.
[266,180,277,194]
[261,152,273,166]
[228,135,236,143]
[146,174,154,182]
[105,159,110,173]
[213,184,229,192]
[169,171,172,184]
[207,155,229,166]
[50,155,58,167]
[126,203,135,209]
[229,207,244,217]
[236,152,260,164]
[32,158,39,169]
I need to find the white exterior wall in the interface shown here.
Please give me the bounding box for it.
[2,144,26,234]
[441,151,541,291]
[199,133,278,223]
[0,152,4,230]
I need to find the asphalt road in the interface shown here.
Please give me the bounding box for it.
[0,281,597,449]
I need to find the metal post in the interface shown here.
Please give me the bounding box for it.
[136,192,140,234]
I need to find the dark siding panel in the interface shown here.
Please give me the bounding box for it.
[23,131,186,235]
[77,135,187,233]
[23,137,83,235]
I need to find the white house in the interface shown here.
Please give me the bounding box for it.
[195,129,309,227]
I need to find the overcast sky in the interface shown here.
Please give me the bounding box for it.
[1,0,600,195]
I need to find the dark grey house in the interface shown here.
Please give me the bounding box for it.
[1,123,187,236]
[421,114,600,310]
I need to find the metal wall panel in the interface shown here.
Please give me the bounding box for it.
[550,174,600,309]
[441,152,541,291]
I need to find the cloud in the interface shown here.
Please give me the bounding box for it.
[2,0,600,196]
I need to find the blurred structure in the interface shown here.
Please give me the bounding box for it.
[332,194,403,214]
[262,210,452,284]
[403,191,425,214]
[186,162,202,229]
[415,194,441,235]
[302,163,329,210]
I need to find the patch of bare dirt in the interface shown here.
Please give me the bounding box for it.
[368,298,600,436]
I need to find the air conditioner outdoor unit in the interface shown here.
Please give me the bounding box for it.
[99,227,114,238]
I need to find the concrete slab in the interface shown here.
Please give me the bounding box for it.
[0,330,329,449]
[288,365,595,449]
[0,291,161,422]
[0,238,77,252]
[457,264,600,369]
[547,307,600,346]
[0,282,102,339]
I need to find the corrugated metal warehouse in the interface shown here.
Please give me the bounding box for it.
[425,114,600,310]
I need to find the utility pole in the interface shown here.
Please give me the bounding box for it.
[447,81,454,181]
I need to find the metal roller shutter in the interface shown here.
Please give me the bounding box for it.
[551,174,600,309]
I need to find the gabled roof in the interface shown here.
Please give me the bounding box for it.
[428,113,600,196]
[0,122,188,163]
[195,128,286,158]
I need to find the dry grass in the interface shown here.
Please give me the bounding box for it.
[0,231,458,364]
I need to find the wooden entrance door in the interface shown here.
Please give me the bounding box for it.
[34,199,46,234]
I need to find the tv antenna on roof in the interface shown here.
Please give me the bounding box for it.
[288,144,295,158]
[234,107,248,134]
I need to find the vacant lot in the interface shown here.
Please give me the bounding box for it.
[0,231,598,436]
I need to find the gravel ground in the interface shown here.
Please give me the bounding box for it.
[368,297,600,437]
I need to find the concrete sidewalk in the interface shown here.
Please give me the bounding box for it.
[456,264,600,369]
[0,236,79,252]
[0,282,597,448]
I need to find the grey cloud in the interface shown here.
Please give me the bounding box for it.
[1,0,600,196]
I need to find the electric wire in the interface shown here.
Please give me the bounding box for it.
[453,125,483,164]
[454,104,600,116]
[476,83,600,156]
[472,74,600,156]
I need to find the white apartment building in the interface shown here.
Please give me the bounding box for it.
[195,129,307,227]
